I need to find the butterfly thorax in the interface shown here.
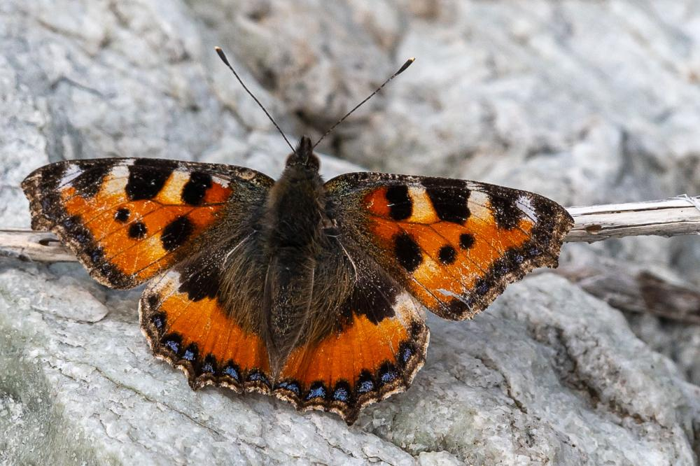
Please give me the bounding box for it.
[260,136,334,373]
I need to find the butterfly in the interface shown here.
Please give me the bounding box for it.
[21,50,574,425]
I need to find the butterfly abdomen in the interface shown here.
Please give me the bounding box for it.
[260,159,334,370]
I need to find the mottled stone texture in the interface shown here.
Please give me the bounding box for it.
[2,0,700,464]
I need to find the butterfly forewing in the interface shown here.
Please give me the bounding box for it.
[22,158,273,288]
[324,173,574,320]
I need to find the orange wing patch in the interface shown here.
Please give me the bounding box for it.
[21,159,262,289]
[141,267,272,393]
[351,177,573,320]
[62,168,227,280]
[274,290,429,425]
[366,208,535,313]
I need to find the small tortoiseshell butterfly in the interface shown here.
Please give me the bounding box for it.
[21,50,573,425]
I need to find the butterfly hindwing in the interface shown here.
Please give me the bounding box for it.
[273,258,429,424]
[22,158,273,289]
[140,238,273,393]
[325,173,574,320]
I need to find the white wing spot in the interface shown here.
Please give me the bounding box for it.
[212,176,230,188]
[516,195,538,222]
[60,165,82,186]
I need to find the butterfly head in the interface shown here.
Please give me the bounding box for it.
[285,136,320,172]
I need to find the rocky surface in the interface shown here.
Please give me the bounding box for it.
[2,262,698,465]
[2,0,700,464]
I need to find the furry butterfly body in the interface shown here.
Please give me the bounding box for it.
[22,136,573,424]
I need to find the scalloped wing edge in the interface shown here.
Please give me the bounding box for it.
[140,295,430,425]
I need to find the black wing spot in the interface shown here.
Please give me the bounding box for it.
[115,208,130,223]
[438,245,457,264]
[182,171,212,206]
[161,216,194,251]
[459,233,475,250]
[423,178,470,224]
[125,162,175,200]
[394,233,422,273]
[128,221,147,239]
[385,185,412,220]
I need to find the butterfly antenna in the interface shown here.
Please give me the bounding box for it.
[313,57,415,149]
[215,47,296,154]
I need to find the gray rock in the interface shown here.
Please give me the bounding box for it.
[2,0,700,463]
[1,261,697,465]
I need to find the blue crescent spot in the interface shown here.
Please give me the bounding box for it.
[224,366,239,381]
[358,380,374,393]
[333,387,350,402]
[306,385,327,400]
[278,381,301,395]
[402,347,413,363]
[165,340,179,353]
[381,370,397,384]
[248,372,270,385]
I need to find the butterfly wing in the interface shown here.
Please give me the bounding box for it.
[22,158,273,289]
[140,235,272,393]
[273,256,429,425]
[324,173,574,320]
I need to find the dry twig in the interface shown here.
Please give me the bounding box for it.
[0,229,75,262]
[566,195,700,243]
